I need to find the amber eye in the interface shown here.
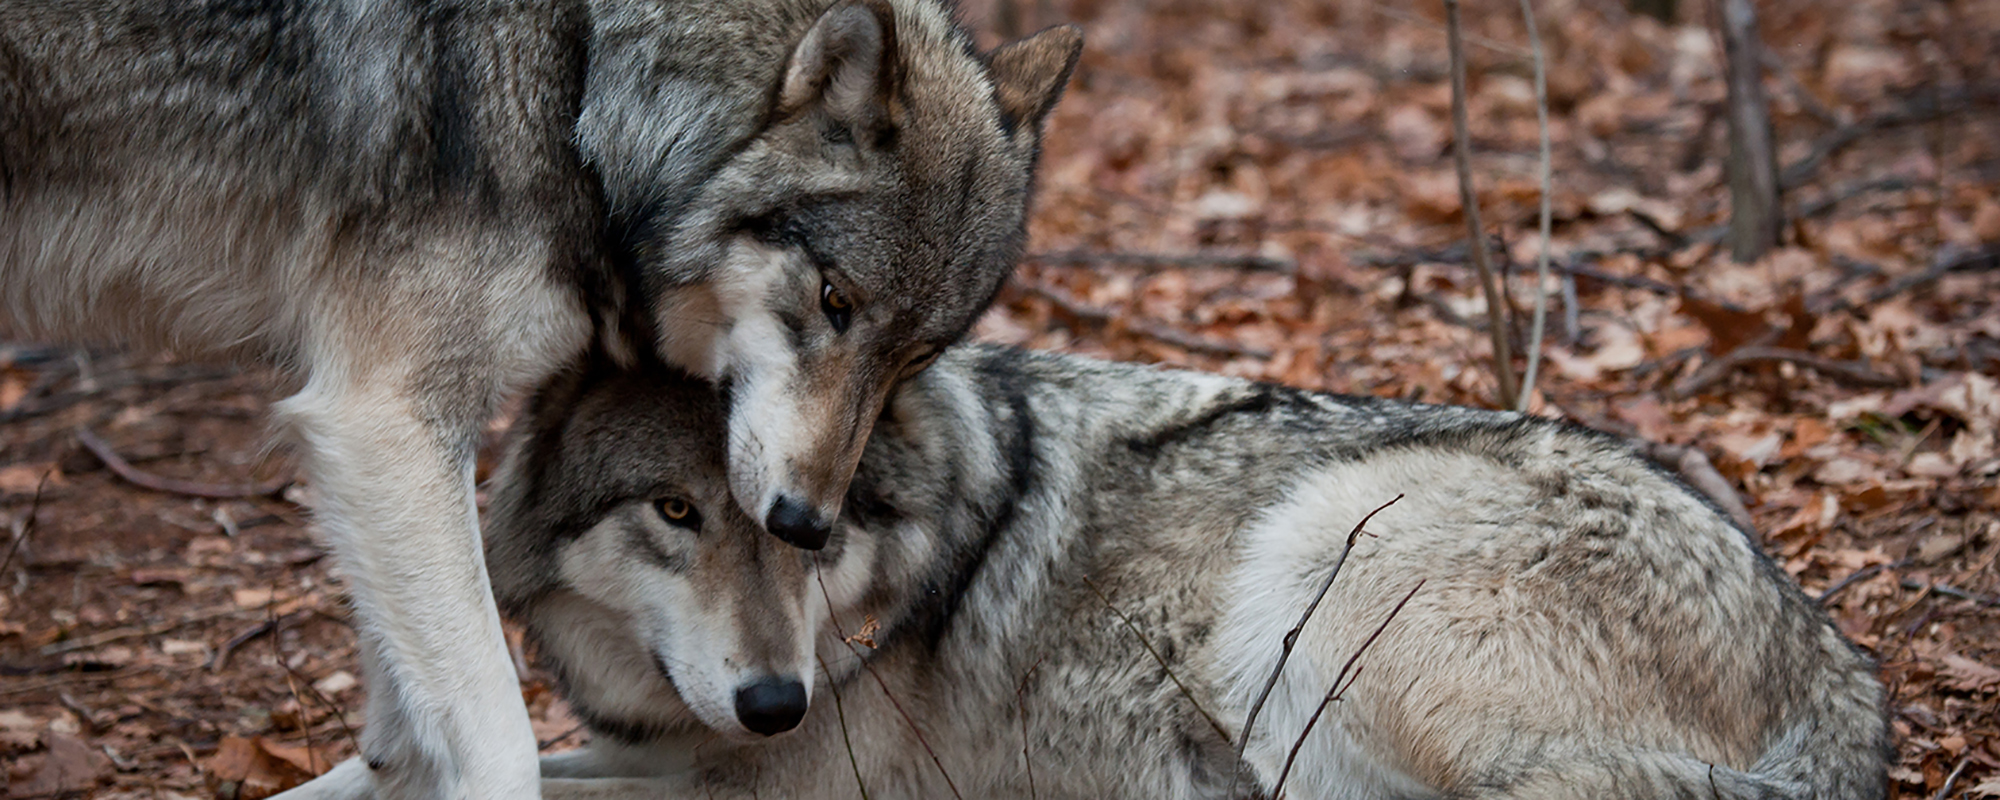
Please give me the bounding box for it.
[655,498,701,530]
[821,281,853,333]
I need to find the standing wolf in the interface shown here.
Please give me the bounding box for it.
[310,344,1888,799]
[0,1,1081,795]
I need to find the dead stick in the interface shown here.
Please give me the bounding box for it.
[1026,283,1273,359]
[1081,575,1234,746]
[1272,579,1426,798]
[1228,494,1402,799]
[75,427,292,499]
[814,564,963,800]
[1445,0,1519,409]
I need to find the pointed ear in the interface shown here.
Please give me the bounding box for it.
[988,24,1083,132]
[777,0,901,130]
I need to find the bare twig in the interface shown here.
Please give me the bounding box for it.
[0,364,238,425]
[1817,561,1906,606]
[1933,755,1971,800]
[42,606,247,655]
[1016,659,1044,800]
[74,427,292,499]
[816,654,872,800]
[1025,283,1273,359]
[1025,250,1295,275]
[538,724,587,752]
[1080,575,1233,745]
[1229,494,1402,800]
[1516,0,1552,413]
[210,610,313,672]
[0,468,53,577]
[1634,441,1755,533]
[813,564,963,800]
[1899,578,1999,607]
[1445,0,1519,409]
[1670,345,1902,399]
[1272,579,1426,799]
[1780,88,1998,190]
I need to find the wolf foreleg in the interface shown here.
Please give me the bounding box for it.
[270,375,539,800]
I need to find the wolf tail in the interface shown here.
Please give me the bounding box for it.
[1462,676,1889,800]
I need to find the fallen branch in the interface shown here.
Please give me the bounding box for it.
[1081,575,1234,746]
[1817,561,1905,606]
[1024,283,1273,360]
[75,427,292,499]
[1899,578,1999,608]
[1633,441,1755,533]
[1025,249,1295,275]
[1780,88,1999,190]
[1272,579,1426,799]
[1229,494,1401,800]
[42,606,246,656]
[1670,345,1902,399]
[210,609,314,672]
[1445,0,1519,409]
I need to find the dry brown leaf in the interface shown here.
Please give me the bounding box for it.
[206,736,315,799]
[0,462,59,495]
[13,732,110,796]
[1940,654,2000,693]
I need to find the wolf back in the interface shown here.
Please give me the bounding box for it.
[486,344,1890,800]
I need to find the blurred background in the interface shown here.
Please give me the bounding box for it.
[3,0,1996,796]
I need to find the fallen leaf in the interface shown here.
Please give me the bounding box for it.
[13,733,110,796]
[206,736,314,800]
[312,670,359,696]
[1939,654,2000,693]
[0,462,58,495]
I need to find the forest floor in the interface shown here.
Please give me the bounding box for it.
[3,0,1996,796]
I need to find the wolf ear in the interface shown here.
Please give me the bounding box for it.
[777,0,900,132]
[988,25,1083,132]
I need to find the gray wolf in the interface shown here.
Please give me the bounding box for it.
[0,2,1080,795]
[307,343,1890,799]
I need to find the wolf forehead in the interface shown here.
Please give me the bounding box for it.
[548,368,732,504]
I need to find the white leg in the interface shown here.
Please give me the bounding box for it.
[272,373,539,800]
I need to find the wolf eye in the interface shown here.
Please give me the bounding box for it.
[821,282,854,333]
[655,498,702,530]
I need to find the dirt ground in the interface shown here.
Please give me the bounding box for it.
[4,0,1997,796]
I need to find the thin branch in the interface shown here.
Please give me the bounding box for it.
[1080,575,1233,746]
[1516,0,1552,413]
[537,724,586,752]
[42,606,247,655]
[1016,659,1044,800]
[816,654,871,800]
[74,427,292,499]
[1025,250,1295,275]
[1670,345,1902,399]
[0,468,53,577]
[1932,755,1971,800]
[1817,561,1905,606]
[0,365,238,425]
[1899,578,1999,607]
[1024,283,1273,359]
[1228,494,1402,800]
[1272,579,1426,799]
[1445,0,1519,409]
[813,564,963,800]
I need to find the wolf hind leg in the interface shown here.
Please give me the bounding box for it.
[268,366,540,800]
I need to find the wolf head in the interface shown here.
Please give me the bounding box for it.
[489,361,874,742]
[579,0,1082,549]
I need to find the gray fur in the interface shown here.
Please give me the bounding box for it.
[1,3,1080,796]
[442,344,1889,800]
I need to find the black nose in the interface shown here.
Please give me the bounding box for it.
[765,496,830,550]
[734,677,808,736]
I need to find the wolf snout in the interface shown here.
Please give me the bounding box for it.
[765,496,831,550]
[734,676,809,736]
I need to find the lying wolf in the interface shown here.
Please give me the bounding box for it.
[1,1,1080,794]
[306,344,1890,799]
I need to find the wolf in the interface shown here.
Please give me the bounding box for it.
[0,1,1082,795]
[302,343,1890,799]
